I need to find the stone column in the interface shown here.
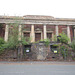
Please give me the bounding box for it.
[18,25,22,41]
[31,25,35,42]
[4,24,9,42]
[56,25,59,36]
[52,33,54,41]
[44,24,47,39]
[67,25,71,43]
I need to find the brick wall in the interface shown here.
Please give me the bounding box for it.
[46,25,55,34]
[70,26,73,41]
[0,24,5,38]
[58,25,73,41]
[22,24,31,31]
[58,25,67,34]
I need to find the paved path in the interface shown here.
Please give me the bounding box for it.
[0,61,75,75]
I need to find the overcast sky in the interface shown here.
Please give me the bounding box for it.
[0,0,75,18]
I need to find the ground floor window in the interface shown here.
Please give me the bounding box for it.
[35,33,41,41]
[47,33,52,41]
[23,32,30,37]
[23,32,30,41]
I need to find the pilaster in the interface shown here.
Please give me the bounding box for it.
[4,24,9,42]
[18,25,22,41]
[31,25,35,42]
[44,24,47,39]
[67,25,71,43]
[56,25,59,36]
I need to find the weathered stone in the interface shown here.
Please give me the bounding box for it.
[44,25,47,39]
[67,25,71,43]
[18,25,22,41]
[4,25,9,42]
[56,25,58,36]
[31,25,35,42]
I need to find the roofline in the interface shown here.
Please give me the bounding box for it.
[0,15,75,21]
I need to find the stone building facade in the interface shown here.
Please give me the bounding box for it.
[0,15,75,60]
[0,15,75,43]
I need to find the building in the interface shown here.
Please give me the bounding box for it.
[0,15,75,43]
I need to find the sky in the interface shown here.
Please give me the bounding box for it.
[0,0,75,18]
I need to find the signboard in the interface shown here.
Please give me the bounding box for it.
[54,50,57,53]
[26,50,30,52]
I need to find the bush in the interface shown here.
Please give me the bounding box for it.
[0,37,5,45]
[53,35,57,42]
[60,45,68,59]
[40,38,50,47]
[0,37,5,54]
[5,36,19,50]
[53,44,59,47]
[58,32,69,44]
[22,37,31,45]
[4,24,19,50]
[70,39,75,51]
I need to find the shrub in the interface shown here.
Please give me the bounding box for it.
[0,37,5,54]
[53,44,59,47]
[58,32,69,44]
[70,39,75,51]
[53,35,57,42]
[44,39,50,47]
[40,38,50,47]
[22,37,31,45]
[5,36,19,49]
[60,45,68,59]
[4,23,19,50]
[0,37,5,45]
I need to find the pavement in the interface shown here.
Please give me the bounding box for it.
[0,61,75,75]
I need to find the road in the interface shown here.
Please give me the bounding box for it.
[0,61,75,75]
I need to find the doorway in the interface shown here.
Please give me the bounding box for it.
[35,33,41,41]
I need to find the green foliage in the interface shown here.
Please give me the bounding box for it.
[70,39,75,51]
[6,36,19,49]
[0,37,5,45]
[0,37,5,54]
[58,32,69,44]
[22,37,31,45]
[60,45,68,59]
[5,22,31,49]
[44,39,50,47]
[53,44,59,47]
[53,35,57,41]
[5,23,19,50]
[40,38,50,47]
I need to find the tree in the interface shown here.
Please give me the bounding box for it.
[70,39,75,51]
[5,23,19,50]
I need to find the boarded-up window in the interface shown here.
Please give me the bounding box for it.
[35,33,41,41]
[23,32,30,37]
[23,32,30,41]
[47,33,52,40]
[0,23,5,38]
